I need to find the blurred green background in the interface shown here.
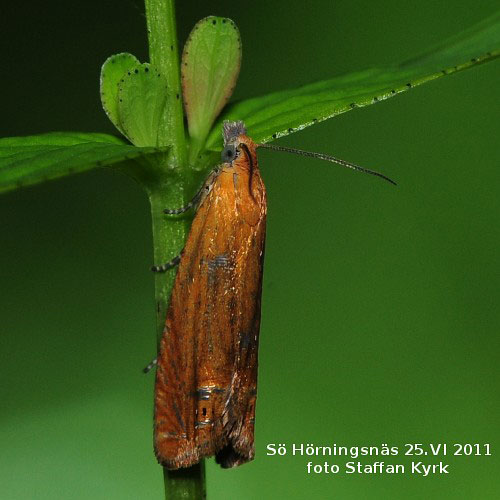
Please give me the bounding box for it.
[1,1,499,499]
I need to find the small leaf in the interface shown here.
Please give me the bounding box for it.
[100,53,140,136]
[0,132,161,194]
[182,16,241,150]
[206,11,500,150]
[117,63,169,147]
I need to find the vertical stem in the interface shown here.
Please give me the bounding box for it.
[149,184,206,500]
[144,0,206,498]
[144,0,187,164]
[163,462,206,499]
[149,183,190,346]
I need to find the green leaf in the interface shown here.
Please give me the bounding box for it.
[206,11,500,150]
[117,63,170,147]
[101,56,170,147]
[100,53,141,136]
[0,132,160,193]
[182,16,241,155]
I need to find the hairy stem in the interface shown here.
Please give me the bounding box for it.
[149,183,206,500]
[163,463,206,500]
[144,0,205,498]
[149,182,190,347]
[145,0,187,165]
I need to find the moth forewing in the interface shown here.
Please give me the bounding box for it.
[154,122,266,469]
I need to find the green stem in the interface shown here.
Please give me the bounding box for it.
[163,462,206,500]
[144,0,206,498]
[149,183,206,500]
[144,0,187,164]
[149,183,190,346]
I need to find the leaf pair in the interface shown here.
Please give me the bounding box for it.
[100,53,169,147]
[0,11,498,194]
[101,17,242,160]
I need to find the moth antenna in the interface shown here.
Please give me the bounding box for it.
[257,143,396,185]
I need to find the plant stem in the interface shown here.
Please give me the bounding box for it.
[163,462,206,500]
[144,0,206,498]
[149,183,190,346]
[144,0,187,164]
[149,183,206,500]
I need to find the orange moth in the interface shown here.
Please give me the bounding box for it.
[148,120,395,469]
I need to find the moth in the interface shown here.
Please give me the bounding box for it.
[148,120,394,470]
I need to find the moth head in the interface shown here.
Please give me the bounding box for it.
[221,120,247,164]
[221,143,238,163]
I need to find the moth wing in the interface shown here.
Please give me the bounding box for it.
[154,166,266,469]
[216,207,266,468]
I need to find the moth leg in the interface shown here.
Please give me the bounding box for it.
[163,200,198,215]
[163,168,219,215]
[163,187,203,215]
[143,357,157,374]
[151,254,181,273]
